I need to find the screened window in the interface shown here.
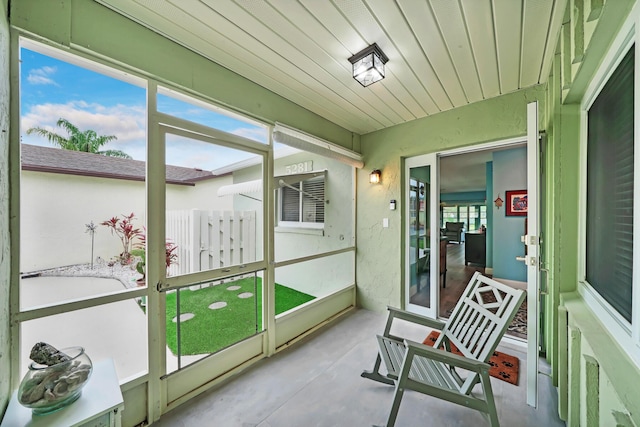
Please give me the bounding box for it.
[280,177,325,224]
[585,45,634,322]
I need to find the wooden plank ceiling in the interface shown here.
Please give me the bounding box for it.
[96,0,566,135]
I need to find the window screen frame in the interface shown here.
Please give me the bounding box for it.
[584,44,634,323]
[579,23,640,361]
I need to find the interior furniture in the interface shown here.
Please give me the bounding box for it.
[1,358,124,427]
[465,231,486,266]
[361,272,526,427]
[442,221,465,243]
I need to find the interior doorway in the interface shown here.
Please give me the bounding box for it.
[438,146,528,341]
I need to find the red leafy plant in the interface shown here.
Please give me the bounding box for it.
[101,213,143,265]
[132,232,178,284]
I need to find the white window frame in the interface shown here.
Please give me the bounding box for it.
[579,4,640,365]
[277,175,325,230]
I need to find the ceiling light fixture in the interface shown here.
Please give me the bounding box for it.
[348,43,388,87]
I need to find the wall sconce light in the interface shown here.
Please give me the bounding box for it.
[348,43,389,87]
[369,169,382,184]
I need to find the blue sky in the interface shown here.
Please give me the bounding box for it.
[20,47,267,170]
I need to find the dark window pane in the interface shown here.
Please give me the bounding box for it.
[281,183,300,221]
[586,45,634,322]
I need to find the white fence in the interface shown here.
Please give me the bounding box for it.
[166,210,256,277]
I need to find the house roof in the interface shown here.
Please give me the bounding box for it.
[21,144,220,186]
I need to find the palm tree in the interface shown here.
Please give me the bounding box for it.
[26,118,132,159]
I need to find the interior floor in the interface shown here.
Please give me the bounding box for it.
[440,241,486,313]
[154,308,563,427]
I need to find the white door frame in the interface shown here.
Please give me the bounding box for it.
[525,101,540,407]
[404,153,438,318]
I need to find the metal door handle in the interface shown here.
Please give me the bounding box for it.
[516,256,537,266]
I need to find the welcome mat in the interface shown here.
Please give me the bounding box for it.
[422,331,519,385]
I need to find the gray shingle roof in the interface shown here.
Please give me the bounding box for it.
[21,144,219,185]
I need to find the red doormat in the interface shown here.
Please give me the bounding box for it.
[422,331,519,385]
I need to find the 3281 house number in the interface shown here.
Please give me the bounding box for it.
[285,161,312,174]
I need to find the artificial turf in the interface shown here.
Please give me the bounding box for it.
[165,277,315,355]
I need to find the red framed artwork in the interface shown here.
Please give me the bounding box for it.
[505,190,527,216]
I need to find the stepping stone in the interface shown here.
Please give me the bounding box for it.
[208,301,227,310]
[172,312,195,323]
[226,285,241,291]
[238,292,253,299]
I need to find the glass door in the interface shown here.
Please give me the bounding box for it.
[405,153,438,317]
[152,118,269,407]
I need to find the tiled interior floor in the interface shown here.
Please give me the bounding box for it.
[154,308,565,427]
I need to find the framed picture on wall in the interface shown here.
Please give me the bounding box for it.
[505,190,527,216]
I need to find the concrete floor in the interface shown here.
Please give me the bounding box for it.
[155,308,565,427]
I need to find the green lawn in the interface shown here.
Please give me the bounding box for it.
[165,277,315,355]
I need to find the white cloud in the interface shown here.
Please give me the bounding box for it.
[21,101,146,159]
[232,126,268,143]
[165,135,258,170]
[27,66,59,86]
[20,101,267,168]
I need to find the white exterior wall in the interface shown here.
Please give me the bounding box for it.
[20,170,233,272]
[274,152,355,297]
[165,177,233,212]
[230,152,355,297]
[230,165,264,261]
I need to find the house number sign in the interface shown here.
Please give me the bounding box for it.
[285,161,312,174]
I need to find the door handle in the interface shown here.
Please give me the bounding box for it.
[516,255,537,266]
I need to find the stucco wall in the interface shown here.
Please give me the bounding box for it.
[20,171,232,272]
[548,1,639,425]
[273,152,355,296]
[357,85,546,312]
[230,151,355,297]
[0,0,9,416]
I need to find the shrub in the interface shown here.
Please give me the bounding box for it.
[101,213,142,265]
[133,233,178,283]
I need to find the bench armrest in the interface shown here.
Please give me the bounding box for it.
[386,306,446,330]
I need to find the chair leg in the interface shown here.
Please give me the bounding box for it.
[479,371,500,427]
[386,384,405,427]
[361,354,395,386]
